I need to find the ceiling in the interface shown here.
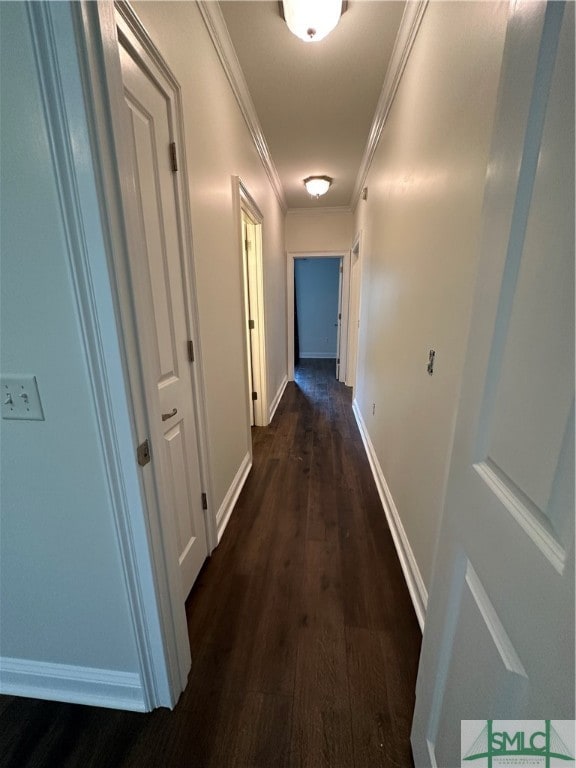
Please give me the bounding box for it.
[219,1,406,209]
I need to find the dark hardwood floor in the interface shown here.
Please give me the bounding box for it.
[0,359,421,767]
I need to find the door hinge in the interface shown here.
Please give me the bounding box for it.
[248,319,255,330]
[169,142,178,172]
[338,313,341,320]
[187,339,195,362]
[201,492,208,510]
[244,237,250,252]
[252,391,258,401]
[137,438,151,467]
[340,265,343,273]
[337,358,340,364]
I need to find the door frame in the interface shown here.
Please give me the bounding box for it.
[287,250,351,381]
[345,231,363,390]
[72,0,215,708]
[233,177,269,426]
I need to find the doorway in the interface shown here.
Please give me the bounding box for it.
[294,257,341,376]
[287,251,351,382]
[345,232,362,389]
[236,178,268,427]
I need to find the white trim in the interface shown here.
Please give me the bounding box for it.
[345,230,363,389]
[351,1,428,210]
[426,739,439,768]
[352,399,427,630]
[0,658,145,712]
[269,374,288,423]
[216,452,253,542]
[299,352,338,359]
[196,2,287,212]
[287,206,353,215]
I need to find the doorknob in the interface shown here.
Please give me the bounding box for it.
[162,408,178,421]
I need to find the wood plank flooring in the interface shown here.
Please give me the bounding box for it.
[0,359,421,768]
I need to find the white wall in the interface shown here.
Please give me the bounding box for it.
[286,209,353,252]
[295,258,340,358]
[0,3,138,673]
[354,2,509,594]
[131,2,287,512]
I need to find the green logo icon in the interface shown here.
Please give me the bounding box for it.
[463,720,574,767]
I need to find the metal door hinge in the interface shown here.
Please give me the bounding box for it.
[169,142,178,172]
[137,438,151,467]
[248,319,255,330]
[340,265,343,273]
[201,492,208,510]
[187,339,195,362]
[244,237,250,252]
[252,391,258,401]
[337,358,340,364]
[338,313,341,320]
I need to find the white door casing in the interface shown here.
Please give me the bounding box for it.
[346,232,362,390]
[241,213,255,426]
[411,3,574,766]
[117,17,209,600]
[335,259,344,380]
[234,178,268,427]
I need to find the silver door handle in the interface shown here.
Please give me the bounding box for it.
[162,408,178,421]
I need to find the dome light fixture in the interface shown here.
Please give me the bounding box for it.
[304,175,332,198]
[281,1,346,43]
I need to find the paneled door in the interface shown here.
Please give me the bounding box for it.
[411,2,574,766]
[117,30,208,599]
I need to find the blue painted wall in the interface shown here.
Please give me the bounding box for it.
[295,258,340,358]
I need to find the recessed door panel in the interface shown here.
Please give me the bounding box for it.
[119,39,208,599]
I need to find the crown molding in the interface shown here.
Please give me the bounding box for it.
[287,206,353,215]
[351,1,429,211]
[196,2,287,213]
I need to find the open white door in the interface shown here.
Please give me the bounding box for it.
[335,259,343,380]
[411,3,574,766]
[118,21,208,600]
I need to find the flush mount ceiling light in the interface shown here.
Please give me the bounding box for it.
[280,1,348,43]
[304,175,332,198]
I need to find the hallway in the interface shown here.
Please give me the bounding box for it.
[0,360,421,768]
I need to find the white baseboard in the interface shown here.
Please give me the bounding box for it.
[268,374,288,423]
[0,657,146,711]
[216,451,252,542]
[299,352,337,359]
[352,399,427,631]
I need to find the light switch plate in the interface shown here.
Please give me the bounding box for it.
[1,375,45,420]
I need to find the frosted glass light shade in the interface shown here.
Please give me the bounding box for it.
[304,176,332,197]
[283,0,342,43]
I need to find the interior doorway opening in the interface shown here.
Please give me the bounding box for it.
[294,257,342,378]
[235,178,268,427]
[287,251,351,383]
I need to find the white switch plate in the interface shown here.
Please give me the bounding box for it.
[1,375,45,420]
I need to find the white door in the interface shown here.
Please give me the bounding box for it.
[241,212,255,426]
[118,39,208,599]
[335,259,343,379]
[346,237,361,389]
[411,3,574,766]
